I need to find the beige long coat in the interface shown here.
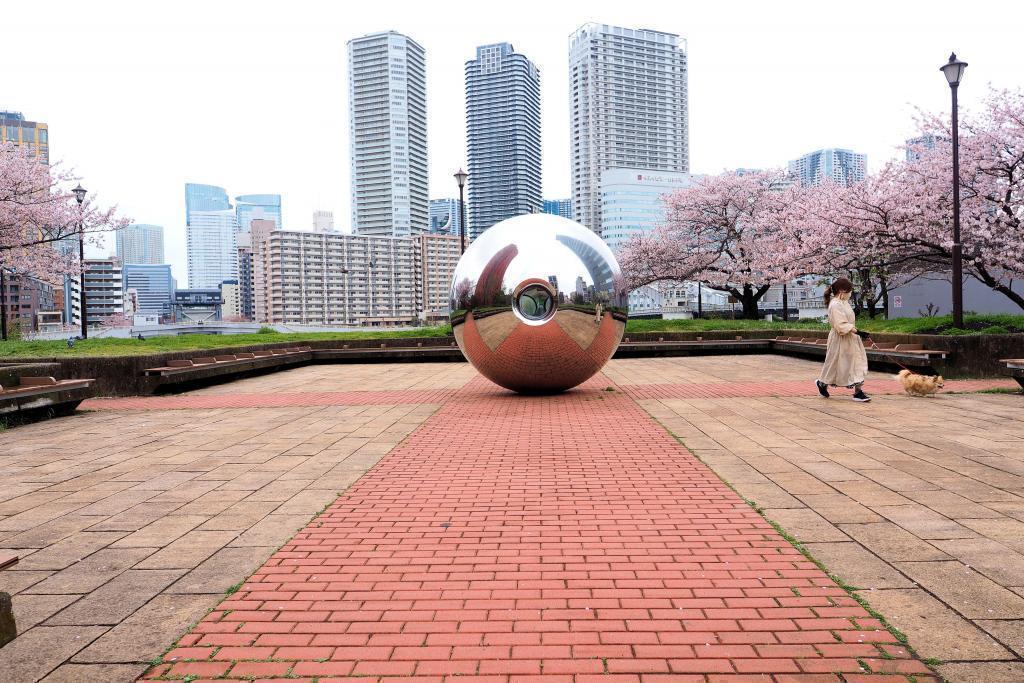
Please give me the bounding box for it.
[818,297,868,387]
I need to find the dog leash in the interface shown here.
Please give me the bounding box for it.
[862,334,914,373]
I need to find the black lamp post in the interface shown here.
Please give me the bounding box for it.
[72,184,88,339]
[453,169,468,254]
[940,52,967,328]
[0,266,10,341]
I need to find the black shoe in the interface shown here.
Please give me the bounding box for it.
[853,389,871,402]
[815,380,830,398]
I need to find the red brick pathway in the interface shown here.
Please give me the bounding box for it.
[618,378,1016,401]
[143,376,936,682]
[82,389,457,411]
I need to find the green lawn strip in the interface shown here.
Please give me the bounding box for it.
[627,312,1024,335]
[0,325,452,358]
[4,313,1022,359]
[648,414,943,673]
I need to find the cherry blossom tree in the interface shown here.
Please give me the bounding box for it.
[0,142,127,282]
[620,170,829,319]
[791,86,1024,316]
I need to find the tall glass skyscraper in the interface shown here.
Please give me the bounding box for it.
[570,24,689,234]
[347,31,428,237]
[185,183,238,289]
[465,43,541,239]
[236,194,282,232]
[116,224,165,265]
[788,149,866,186]
[185,183,231,212]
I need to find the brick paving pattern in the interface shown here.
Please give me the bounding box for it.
[4,356,1020,682]
[83,389,457,411]
[0,380,454,682]
[617,356,1024,682]
[143,375,936,682]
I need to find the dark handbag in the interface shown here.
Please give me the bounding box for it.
[854,329,870,339]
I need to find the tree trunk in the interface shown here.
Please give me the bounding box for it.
[973,265,1024,311]
[730,283,770,320]
[880,276,890,319]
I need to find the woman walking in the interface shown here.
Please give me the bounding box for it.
[815,277,871,402]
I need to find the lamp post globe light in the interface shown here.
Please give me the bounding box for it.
[73,184,88,339]
[940,52,967,329]
[453,168,468,254]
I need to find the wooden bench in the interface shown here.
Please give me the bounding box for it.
[142,347,315,389]
[1001,359,1024,389]
[0,376,95,416]
[772,336,946,368]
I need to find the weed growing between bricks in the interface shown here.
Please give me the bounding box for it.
[649,413,945,678]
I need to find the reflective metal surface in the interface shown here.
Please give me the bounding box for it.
[450,213,628,393]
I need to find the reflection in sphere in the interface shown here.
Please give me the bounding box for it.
[449,213,628,393]
[516,284,553,321]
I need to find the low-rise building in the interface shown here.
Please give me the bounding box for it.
[0,274,59,334]
[251,226,459,327]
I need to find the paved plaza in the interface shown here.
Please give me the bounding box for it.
[0,356,1020,682]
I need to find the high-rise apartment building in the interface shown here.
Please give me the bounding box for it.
[428,198,464,236]
[66,258,124,327]
[542,199,573,220]
[788,148,866,186]
[116,224,165,265]
[465,43,541,238]
[123,264,175,316]
[236,231,255,321]
[1,111,49,164]
[236,194,282,232]
[347,31,428,237]
[570,24,689,234]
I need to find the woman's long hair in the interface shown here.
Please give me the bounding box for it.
[824,277,854,305]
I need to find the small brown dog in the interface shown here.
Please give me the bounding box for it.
[897,369,945,396]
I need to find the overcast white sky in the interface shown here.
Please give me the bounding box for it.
[6,1,1023,283]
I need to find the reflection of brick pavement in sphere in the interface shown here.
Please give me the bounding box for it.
[460,311,623,393]
[143,375,937,682]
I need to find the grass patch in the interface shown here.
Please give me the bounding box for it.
[0,325,452,358]
[3,312,1020,360]
[626,312,1024,335]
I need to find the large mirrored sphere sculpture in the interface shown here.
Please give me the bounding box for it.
[450,213,628,393]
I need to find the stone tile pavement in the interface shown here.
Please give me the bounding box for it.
[0,356,1019,682]
[617,355,1024,682]
[144,374,936,683]
[0,363,460,682]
